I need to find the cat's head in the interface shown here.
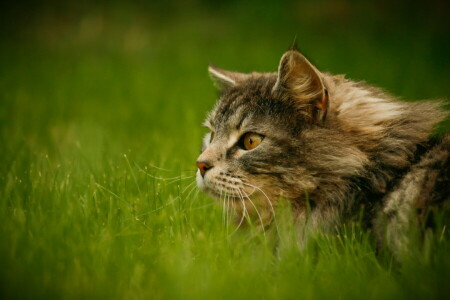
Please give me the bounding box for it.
[196,48,332,217]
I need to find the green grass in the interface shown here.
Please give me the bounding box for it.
[1,1,450,299]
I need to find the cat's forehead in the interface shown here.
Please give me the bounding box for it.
[207,75,283,131]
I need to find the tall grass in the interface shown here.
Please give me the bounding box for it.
[1,1,449,298]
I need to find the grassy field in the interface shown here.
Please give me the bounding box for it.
[1,1,450,299]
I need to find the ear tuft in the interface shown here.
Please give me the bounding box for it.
[273,49,328,123]
[208,65,236,89]
[208,64,250,91]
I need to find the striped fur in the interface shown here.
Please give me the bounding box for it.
[197,48,449,251]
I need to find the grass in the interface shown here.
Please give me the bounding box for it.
[1,1,450,299]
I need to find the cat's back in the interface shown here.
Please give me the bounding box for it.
[375,134,450,253]
[383,134,450,214]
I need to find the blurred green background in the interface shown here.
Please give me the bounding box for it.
[1,0,449,299]
[1,0,449,162]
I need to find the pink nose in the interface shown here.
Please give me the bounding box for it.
[196,161,212,177]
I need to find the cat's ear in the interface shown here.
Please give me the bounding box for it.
[208,64,250,91]
[272,49,329,123]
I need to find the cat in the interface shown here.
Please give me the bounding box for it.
[196,46,450,254]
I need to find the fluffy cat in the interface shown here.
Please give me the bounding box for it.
[196,47,449,253]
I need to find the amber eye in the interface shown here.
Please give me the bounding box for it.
[241,132,264,150]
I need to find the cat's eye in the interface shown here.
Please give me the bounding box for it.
[240,132,264,150]
[210,131,215,143]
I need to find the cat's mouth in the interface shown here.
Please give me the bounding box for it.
[196,169,255,201]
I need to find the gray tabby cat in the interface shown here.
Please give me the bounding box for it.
[196,47,449,253]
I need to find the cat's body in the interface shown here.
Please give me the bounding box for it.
[196,48,449,253]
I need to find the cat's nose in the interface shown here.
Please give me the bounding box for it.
[196,161,213,178]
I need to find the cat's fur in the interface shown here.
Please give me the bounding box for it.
[196,47,449,253]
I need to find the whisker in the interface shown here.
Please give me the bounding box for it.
[242,182,281,239]
[121,173,199,221]
[182,180,197,195]
[145,162,196,173]
[220,189,225,226]
[184,182,198,201]
[242,182,275,219]
[166,175,196,186]
[240,188,266,238]
[144,172,193,182]
[135,162,195,182]
[193,189,200,200]
[229,209,245,237]
[187,181,202,210]
[226,192,231,234]
[229,189,249,237]
[221,188,228,228]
